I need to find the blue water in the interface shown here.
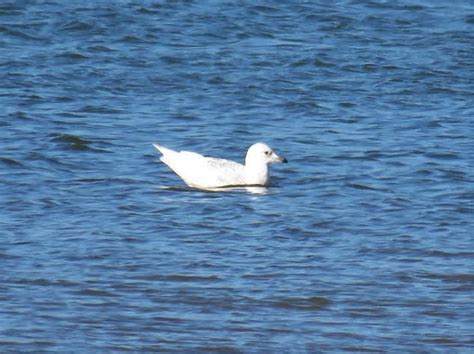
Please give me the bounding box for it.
[1,0,473,352]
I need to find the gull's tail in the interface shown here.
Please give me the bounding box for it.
[153,143,174,156]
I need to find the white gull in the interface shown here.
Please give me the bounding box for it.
[153,142,287,189]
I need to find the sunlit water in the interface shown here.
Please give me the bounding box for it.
[1,1,473,352]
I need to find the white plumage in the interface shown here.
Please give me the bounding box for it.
[153,142,287,189]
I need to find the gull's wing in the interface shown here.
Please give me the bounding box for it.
[153,144,245,188]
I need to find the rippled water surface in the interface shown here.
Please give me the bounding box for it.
[1,0,473,352]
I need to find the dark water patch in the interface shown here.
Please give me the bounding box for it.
[341,346,382,353]
[14,340,55,349]
[75,177,133,184]
[80,300,121,309]
[160,55,184,65]
[0,340,22,347]
[290,58,312,68]
[270,296,331,310]
[323,332,367,340]
[165,274,221,282]
[140,274,222,283]
[173,113,196,121]
[250,5,279,14]
[382,64,403,71]
[56,51,89,60]
[0,3,23,14]
[53,95,75,103]
[28,151,76,168]
[149,316,188,324]
[419,272,474,284]
[318,15,354,32]
[241,273,284,280]
[424,151,459,160]
[18,94,45,106]
[422,336,461,345]
[75,105,123,114]
[0,157,24,167]
[126,58,153,68]
[87,44,115,52]
[314,58,335,67]
[137,7,160,15]
[424,250,474,258]
[50,133,92,151]
[284,99,324,111]
[289,57,335,68]
[208,76,227,85]
[347,183,382,191]
[348,306,387,318]
[0,25,44,41]
[76,288,118,297]
[339,101,356,108]
[56,112,86,119]
[438,169,470,182]
[342,64,375,73]
[362,63,378,72]
[48,134,110,153]
[59,20,96,33]
[0,252,21,260]
[279,225,314,238]
[10,240,36,248]
[119,35,148,43]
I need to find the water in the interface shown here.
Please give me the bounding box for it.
[1,0,473,352]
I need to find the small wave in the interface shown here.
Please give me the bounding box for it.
[160,55,184,65]
[51,133,91,148]
[0,25,45,41]
[50,133,109,153]
[250,5,279,14]
[75,105,123,114]
[76,288,118,297]
[0,157,24,167]
[424,151,459,160]
[139,274,222,282]
[56,51,89,60]
[28,151,72,167]
[60,20,95,33]
[87,45,115,52]
[119,35,147,43]
[165,274,222,282]
[348,183,380,191]
[270,296,331,310]
[425,250,474,258]
[12,278,79,287]
[420,272,474,283]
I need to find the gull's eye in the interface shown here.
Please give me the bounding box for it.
[264,151,270,155]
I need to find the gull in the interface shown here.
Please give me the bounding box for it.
[153,142,287,189]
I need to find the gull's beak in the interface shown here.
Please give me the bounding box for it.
[272,153,288,164]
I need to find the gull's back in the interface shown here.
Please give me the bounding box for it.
[154,144,245,188]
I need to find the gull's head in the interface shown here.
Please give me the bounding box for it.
[245,143,288,166]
